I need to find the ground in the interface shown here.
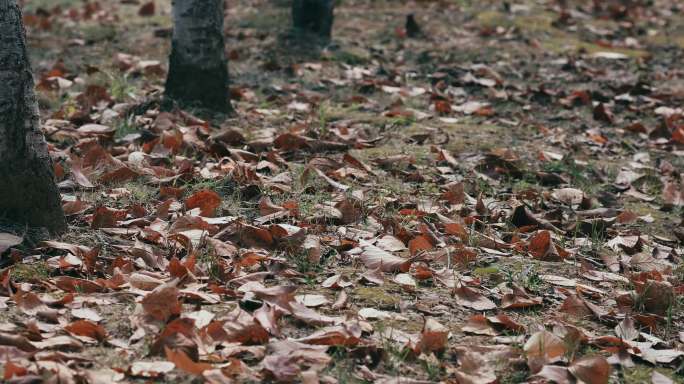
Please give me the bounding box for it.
[0,0,683,383]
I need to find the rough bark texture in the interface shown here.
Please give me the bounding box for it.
[164,0,232,112]
[292,0,335,40]
[0,0,66,234]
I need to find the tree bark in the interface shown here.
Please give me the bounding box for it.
[0,0,66,235]
[292,0,335,40]
[164,0,232,113]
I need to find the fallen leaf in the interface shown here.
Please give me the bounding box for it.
[524,330,567,373]
[185,190,221,217]
[359,244,412,273]
[454,285,496,311]
[129,361,175,378]
[64,320,107,342]
[615,316,639,341]
[417,318,448,354]
[0,233,22,254]
[568,355,610,384]
[141,282,182,323]
[165,346,212,375]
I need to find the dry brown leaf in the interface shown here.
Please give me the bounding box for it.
[568,355,611,384]
[296,323,362,346]
[165,346,212,376]
[141,282,182,323]
[453,285,496,311]
[359,244,412,273]
[185,189,221,217]
[531,365,573,384]
[262,340,331,382]
[129,361,175,378]
[0,233,22,254]
[452,345,518,384]
[524,330,567,373]
[417,318,448,354]
[64,320,107,342]
[615,316,639,341]
[461,315,498,336]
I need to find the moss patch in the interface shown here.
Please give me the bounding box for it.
[11,261,50,282]
[623,365,684,384]
[353,286,401,309]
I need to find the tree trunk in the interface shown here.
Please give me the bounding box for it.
[0,0,66,235]
[292,0,335,40]
[164,0,232,113]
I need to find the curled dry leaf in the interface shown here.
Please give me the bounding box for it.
[417,318,448,354]
[615,316,639,341]
[262,340,331,382]
[531,365,573,384]
[141,282,182,323]
[129,361,175,378]
[524,330,567,373]
[541,274,576,287]
[91,206,119,229]
[296,323,362,346]
[568,355,611,384]
[290,303,340,326]
[652,371,675,384]
[635,280,674,316]
[552,187,585,205]
[165,346,212,376]
[321,274,353,289]
[461,315,498,336]
[501,286,542,310]
[185,189,221,217]
[295,294,329,308]
[528,230,565,261]
[359,244,412,273]
[332,290,348,310]
[488,314,526,334]
[64,320,107,342]
[360,267,385,286]
[0,233,22,254]
[393,273,417,291]
[71,307,102,322]
[205,307,270,345]
[452,345,519,384]
[54,276,104,293]
[453,285,496,311]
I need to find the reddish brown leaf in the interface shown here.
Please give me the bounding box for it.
[569,355,611,384]
[165,346,212,376]
[141,283,182,323]
[185,189,221,217]
[3,361,27,380]
[91,206,118,229]
[453,285,496,311]
[64,320,107,342]
[524,330,567,373]
[138,1,155,16]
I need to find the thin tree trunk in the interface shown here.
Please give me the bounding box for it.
[0,0,66,235]
[164,0,232,113]
[292,0,335,40]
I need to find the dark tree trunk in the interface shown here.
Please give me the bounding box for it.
[292,0,335,40]
[0,0,66,235]
[164,0,233,113]
[405,14,424,38]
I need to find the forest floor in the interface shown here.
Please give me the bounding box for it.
[1,0,684,383]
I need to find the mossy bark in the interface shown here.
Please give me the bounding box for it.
[0,0,66,235]
[164,0,232,113]
[292,0,335,40]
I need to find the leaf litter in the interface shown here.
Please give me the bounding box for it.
[1,0,684,383]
